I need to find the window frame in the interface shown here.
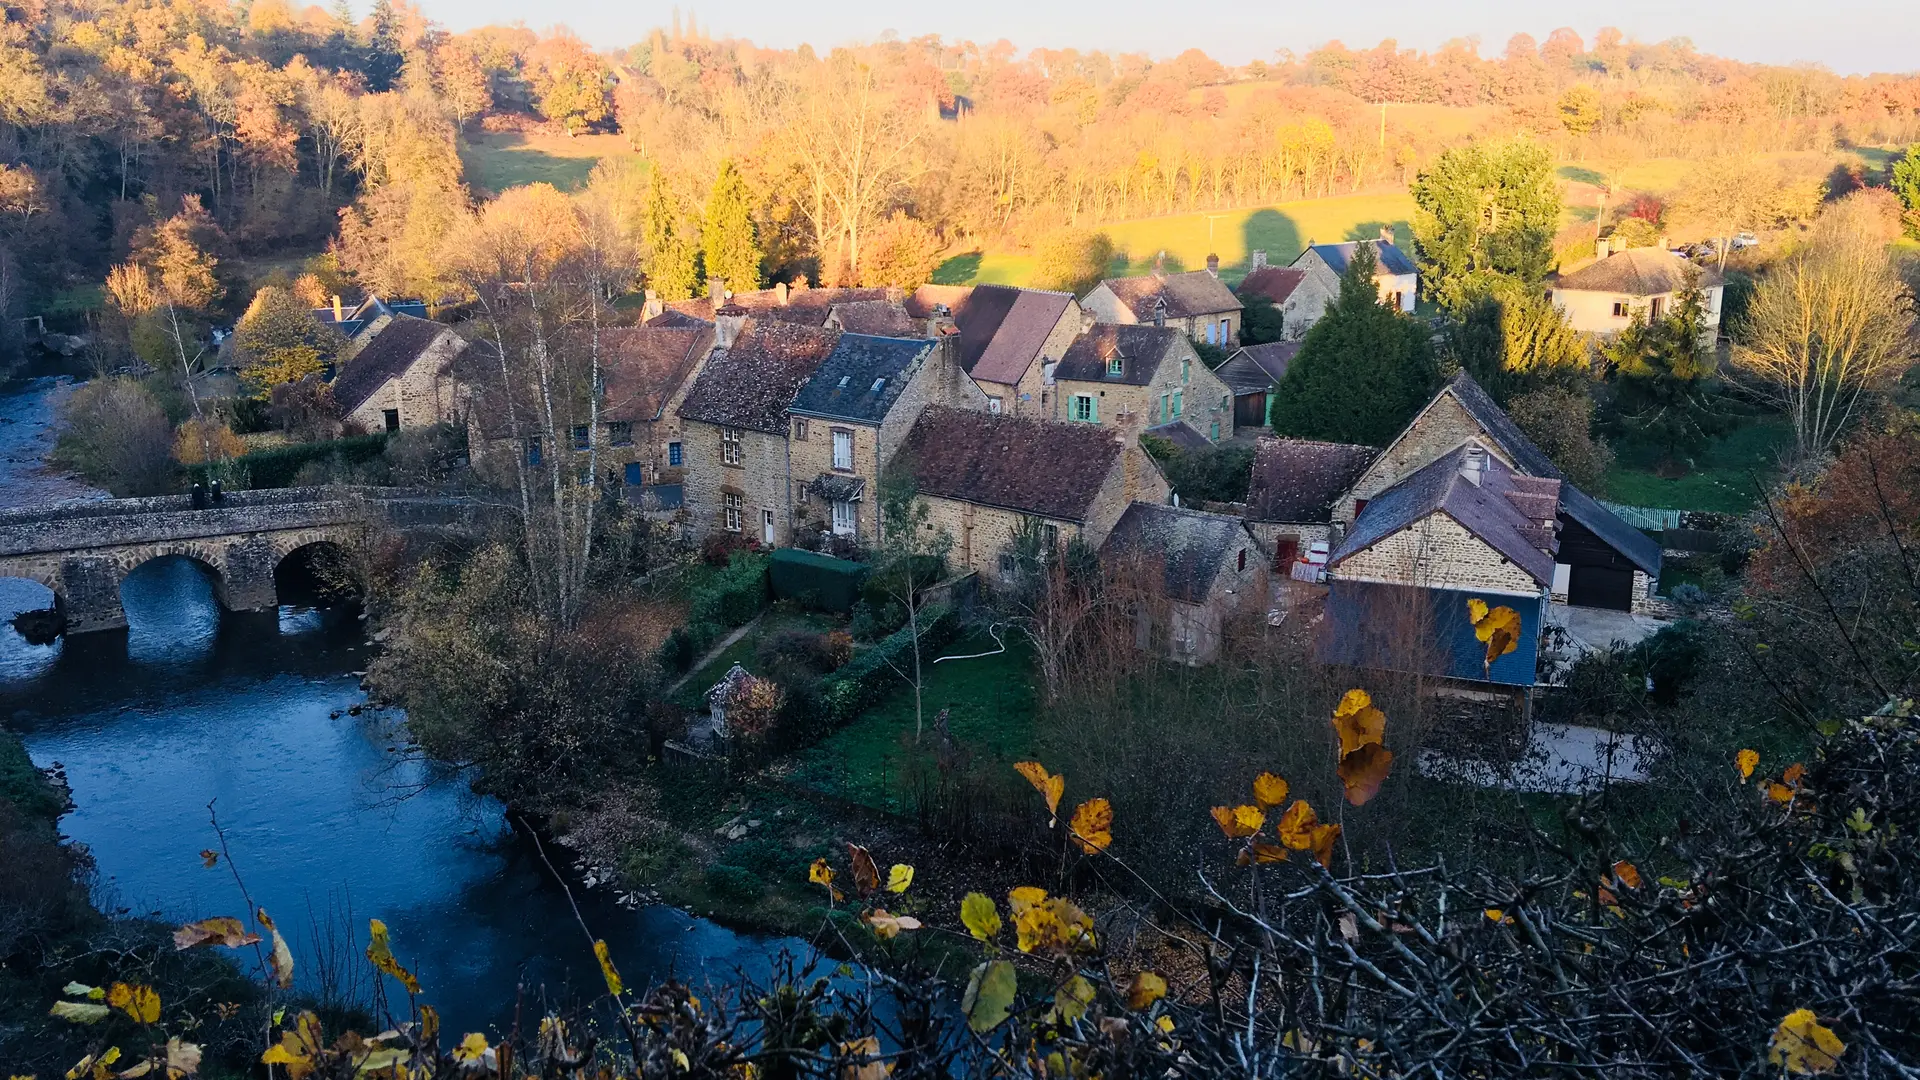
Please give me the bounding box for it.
[607,420,633,446]
[831,428,855,471]
[1611,300,1631,318]
[723,492,743,533]
[721,427,743,466]
[668,441,683,467]
[1107,355,1124,376]
[986,396,1003,414]
[793,418,809,441]
[571,424,590,451]
[1069,394,1097,423]
[524,435,542,466]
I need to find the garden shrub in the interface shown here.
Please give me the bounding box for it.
[186,432,389,489]
[819,602,960,729]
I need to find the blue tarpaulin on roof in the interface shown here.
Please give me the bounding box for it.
[1321,580,1545,687]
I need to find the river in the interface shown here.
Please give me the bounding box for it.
[0,377,799,1038]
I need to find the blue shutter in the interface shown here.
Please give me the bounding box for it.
[624,462,643,485]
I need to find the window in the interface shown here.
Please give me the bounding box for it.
[1204,321,1217,345]
[832,429,854,471]
[1107,355,1124,376]
[1181,359,1191,383]
[793,418,809,441]
[1649,296,1666,320]
[986,396,1003,414]
[1353,498,1369,517]
[1220,395,1229,413]
[668,441,683,466]
[623,462,642,485]
[721,428,742,466]
[1237,549,1247,572]
[1220,318,1231,341]
[382,408,400,432]
[1171,390,1183,417]
[524,436,542,466]
[608,421,632,446]
[1612,301,1630,318]
[832,499,856,536]
[1039,523,1059,548]
[723,492,743,532]
[1210,421,1220,441]
[572,424,590,450]
[762,508,776,544]
[1386,292,1403,310]
[1069,394,1097,423]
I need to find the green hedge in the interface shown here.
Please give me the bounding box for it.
[188,433,389,489]
[658,552,771,673]
[819,602,959,727]
[769,548,870,613]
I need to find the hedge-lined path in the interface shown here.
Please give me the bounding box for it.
[666,611,766,699]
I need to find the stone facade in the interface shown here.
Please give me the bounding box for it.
[1080,285,1241,348]
[1332,515,1543,597]
[1245,521,1334,571]
[343,331,466,433]
[681,422,792,545]
[1052,337,1236,443]
[1291,246,1419,322]
[974,304,1083,418]
[1338,394,1489,528]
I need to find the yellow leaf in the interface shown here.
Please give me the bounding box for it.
[1337,743,1395,806]
[1156,1015,1175,1034]
[1126,971,1168,1010]
[1769,1009,1846,1074]
[1015,904,1066,954]
[960,892,1001,941]
[1251,772,1290,808]
[809,857,835,885]
[1332,688,1372,719]
[257,908,294,989]
[839,1035,889,1080]
[1736,748,1759,781]
[1484,908,1514,924]
[366,919,421,995]
[1612,860,1643,890]
[1468,600,1523,671]
[1007,886,1047,916]
[1013,761,1065,824]
[1768,782,1795,804]
[1069,798,1113,854]
[1330,691,1387,757]
[886,864,914,893]
[864,909,922,940]
[593,939,623,996]
[452,1033,489,1063]
[1466,598,1489,625]
[48,1001,111,1024]
[1210,804,1264,839]
[107,984,159,1025]
[1309,823,1342,868]
[1048,975,1095,1025]
[172,917,260,951]
[1277,800,1319,850]
[199,849,219,869]
[1240,840,1289,865]
[261,1013,323,1080]
[1783,762,1806,786]
[846,844,880,897]
[670,1048,690,1071]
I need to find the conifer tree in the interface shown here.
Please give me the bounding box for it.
[644,176,700,301]
[701,160,762,292]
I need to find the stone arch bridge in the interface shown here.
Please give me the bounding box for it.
[0,487,506,634]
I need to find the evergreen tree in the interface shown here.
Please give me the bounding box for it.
[1410,139,1561,313]
[1891,144,1920,239]
[701,160,762,292]
[1603,274,1724,470]
[1269,245,1438,447]
[1446,284,1589,404]
[643,176,699,301]
[365,0,405,92]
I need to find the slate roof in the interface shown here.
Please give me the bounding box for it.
[667,287,890,326]
[643,308,714,329]
[898,406,1122,523]
[1433,373,1662,575]
[790,334,936,424]
[1096,270,1242,320]
[1145,420,1212,452]
[1307,239,1417,277]
[329,314,456,413]
[1053,323,1181,385]
[1101,502,1254,604]
[1215,342,1300,395]
[678,322,840,434]
[1237,266,1309,305]
[1553,247,1725,295]
[827,300,922,337]
[600,326,713,424]
[1247,437,1379,524]
[312,295,429,339]
[1329,446,1560,587]
[953,285,1076,385]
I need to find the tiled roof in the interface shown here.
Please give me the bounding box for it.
[1553,247,1725,295]
[329,315,456,413]
[1247,437,1378,523]
[643,308,714,329]
[1097,270,1241,320]
[1329,446,1560,586]
[678,321,840,434]
[790,334,936,424]
[600,326,713,424]
[955,285,1076,385]
[1307,240,1417,277]
[1144,420,1212,452]
[1053,324,1180,385]
[1237,266,1309,305]
[904,284,976,318]
[666,287,891,327]
[1215,342,1299,394]
[827,300,922,337]
[1101,502,1253,604]
[899,406,1122,523]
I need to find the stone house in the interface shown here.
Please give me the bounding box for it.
[329,314,467,433]
[1050,324,1236,443]
[1244,436,1378,577]
[1339,372,1662,614]
[1100,502,1267,665]
[1549,244,1724,343]
[597,324,718,505]
[1235,252,1331,341]
[1081,264,1243,348]
[1289,234,1419,325]
[896,406,1170,588]
[943,285,1081,418]
[786,333,984,547]
[1214,341,1300,430]
[678,321,841,545]
[311,295,430,353]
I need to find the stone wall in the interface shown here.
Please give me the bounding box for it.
[1339,393,1490,528]
[681,421,791,544]
[344,332,466,432]
[789,417,880,542]
[1331,514,1543,596]
[1053,337,1235,442]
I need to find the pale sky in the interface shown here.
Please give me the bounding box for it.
[407,0,1918,76]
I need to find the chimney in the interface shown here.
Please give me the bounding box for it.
[1152,297,1167,329]
[1250,250,1267,269]
[1152,250,1166,277]
[1205,253,1220,278]
[1461,445,1487,486]
[331,295,343,322]
[1379,225,1395,245]
[1595,237,1611,260]
[1659,235,1671,251]
[885,285,905,305]
[707,277,726,302]
[1080,307,1096,334]
[773,281,790,305]
[714,305,746,349]
[643,289,663,320]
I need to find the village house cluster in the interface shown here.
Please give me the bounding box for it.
[312,235,1668,698]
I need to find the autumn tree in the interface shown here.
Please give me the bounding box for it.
[1733,195,1917,459]
[701,159,762,292]
[234,285,345,394]
[789,55,926,280]
[1270,244,1437,446]
[529,34,610,135]
[1508,384,1614,490]
[52,378,176,496]
[335,93,470,301]
[1029,228,1115,296]
[857,212,943,289]
[1410,139,1561,312]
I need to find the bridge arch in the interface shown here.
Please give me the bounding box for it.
[273,539,362,607]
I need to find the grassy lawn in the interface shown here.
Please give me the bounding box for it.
[670,608,845,711]
[1603,415,1792,514]
[459,131,640,195]
[783,632,1038,812]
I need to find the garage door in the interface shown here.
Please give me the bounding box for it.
[1235,393,1268,428]
[1567,565,1633,611]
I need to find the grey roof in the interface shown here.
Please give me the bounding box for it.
[330,314,456,413]
[957,286,1076,385]
[1216,342,1299,395]
[1554,247,1724,295]
[1096,270,1242,320]
[1145,420,1211,452]
[1247,437,1378,524]
[1437,373,1662,575]
[1053,324,1182,385]
[1236,265,1310,305]
[1101,502,1254,604]
[1307,239,1417,277]
[789,334,936,424]
[644,308,715,329]
[827,300,922,337]
[1329,446,1561,587]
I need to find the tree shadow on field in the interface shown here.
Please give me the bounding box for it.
[1346,220,1409,247]
[1110,250,1188,276]
[1239,209,1302,269]
[931,253,982,284]
[1558,165,1605,185]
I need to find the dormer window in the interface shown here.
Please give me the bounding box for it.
[1107,355,1124,376]
[837,375,851,388]
[870,377,886,393]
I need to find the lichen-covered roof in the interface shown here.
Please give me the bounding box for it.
[826,300,922,337]
[1101,502,1253,604]
[1053,324,1181,385]
[600,325,714,424]
[790,334,936,424]
[1145,420,1212,452]
[330,314,458,413]
[667,287,891,327]
[1096,270,1241,320]
[678,321,840,434]
[1553,247,1724,295]
[1236,266,1309,305]
[953,285,1076,385]
[1247,437,1378,524]
[898,406,1122,523]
